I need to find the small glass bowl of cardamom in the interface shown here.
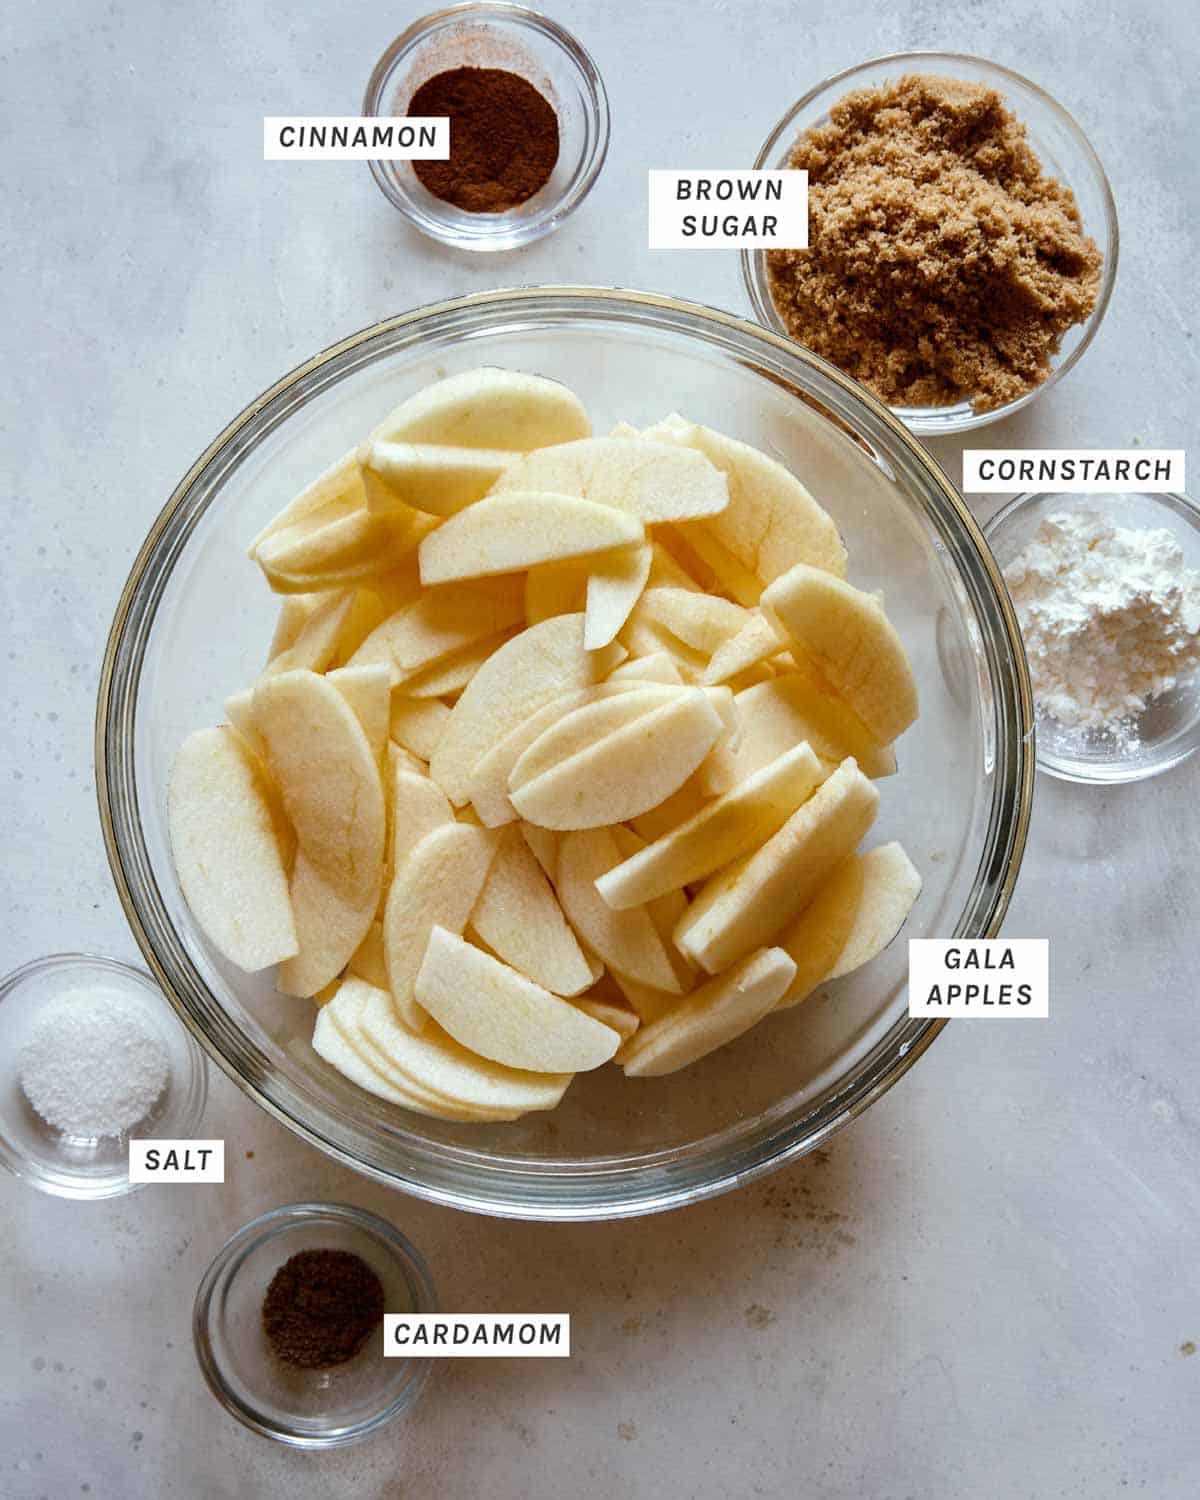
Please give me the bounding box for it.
[193,1202,437,1447]
[364,3,610,251]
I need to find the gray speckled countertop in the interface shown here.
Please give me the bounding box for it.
[2,2,1198,1495]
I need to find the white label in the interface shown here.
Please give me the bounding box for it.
[384,1314,570,1357]
[963,449,1185,493]
[263,117,449,161]
[128,1139,225,1182]
[908,940,1048,1018]
[648,170,808,249]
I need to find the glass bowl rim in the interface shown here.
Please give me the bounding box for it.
[95,284,1034,1220]
[740,49,1120,435]
[984,487,1200,785]
[0,950,209,1200]
[192,1200,437,1448]
[361,1,611,250]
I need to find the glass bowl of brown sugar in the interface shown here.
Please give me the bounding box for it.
[364,3,609,251]
[743,53,1119,436]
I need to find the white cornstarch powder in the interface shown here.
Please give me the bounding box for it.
[1003,509,1200,739]
[19,988,170,1137]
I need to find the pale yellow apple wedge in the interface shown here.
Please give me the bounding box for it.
[646,541,704,592]
[620,947,797,1077]
[359,440,516,515]
[493,437,729,523]
[253,670,385,995]
[469,826,594,996]
[520,823,559,882]
[617,612,707,681]
[255,504,435,595]
[168,726,298,972]
[382,822,498,1028]
[607,825,696,992]
[702,614,784,685]
[348,576,524,683]
[414,927,620,1073]
[606,651,685,686]
[675,758,879,974]
[389,696,451,761]
[554,829,683,993]
[401,628,521,699]
[668,521,764,606]
[509,689,727,830]
[595,741,825,910]
[585,543,652,650]
[775,857,866,1008]
[249,448,361,555]
[348,921,390,991]
[639,587,750,655]
[508,686,685,792]
[267,594,322,663]
[371,367,590,451]
[390,765,454,867]
[761,564,918,743]
[418,492,644,585]
[429,613,624,806]
[326,664,392,765]
[261,589,356,677]
[524,557,588,624]
[827,842,921,979]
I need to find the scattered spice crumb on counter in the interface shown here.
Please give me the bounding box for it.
[408,66,559,212]
[766,74,1103,411]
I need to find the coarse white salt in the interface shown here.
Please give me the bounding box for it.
[19,987,169,1137]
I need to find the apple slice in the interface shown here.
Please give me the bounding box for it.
[675,758,879,973]
[348,576,525,684]
[524,557,589,625]
[607,825,695,992]
[620,946,797,1077]
[357,982,571,1115]
[647,541,704,593]
[255,504,435,595]
[508,686,685,792]
[430,613,623,806]
[585,543,652,650]
[326,664,392,765]
[520,823,558,882]
[253,670,385,995]
[607,651,685,686]
[572,992,640,1042]
[168,727,298,971]
[469,826,594,996]
[509,689,726,830]
[414,927,620,1072]
[267,594,322,663]
[595,741,825,909]
[761,564,918,742]
[667,521,763,606]
[389,696,451,761]
[418,492,644,585]
[314,1000,469,1116]
[371,367,590,451]
[493,437,729,523]
[702,614,783,685]
[402,627,521,699]
[775,857,865,1008]
[639,588,750,655]
[359,440,516,515]
[555,829,683,993]
[643,414,847,582]
[827,842,921,979]
[383,822,498,1027]
[348,921,390,990]
[628,772,710,842]
[261,589,356,677]
[249,448,361,555]
[608,972,678,1025]
[390,764,454,867]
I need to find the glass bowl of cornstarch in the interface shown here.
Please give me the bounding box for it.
[986,491,1200,783]
[0,953,207,1198]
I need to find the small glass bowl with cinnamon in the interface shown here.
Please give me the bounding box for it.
[364,3,609,251]
[743,53,1119,436]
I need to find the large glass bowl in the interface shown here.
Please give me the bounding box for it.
[96,288,1033,1220]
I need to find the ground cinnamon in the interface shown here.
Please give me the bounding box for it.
[409,66,559,213]
[765,74,1103,411]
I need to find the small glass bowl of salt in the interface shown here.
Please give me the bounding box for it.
[0,953,207,1198]
[985,490,1200,783]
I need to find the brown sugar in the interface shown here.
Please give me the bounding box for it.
[765,74,1103,411]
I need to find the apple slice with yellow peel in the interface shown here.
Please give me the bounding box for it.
[255,504,436,595]
[493,437,728,524]
[383,822,498,1028]
[356,982,571,1115]
[469,826,594,996]
[827,842,921,979]
[639,588,750,655]
[419,492,644,585]
[643,415,847,582]
[359,440,516,515]
[509,686,685,793]
[596,742,825,909]
[620,947,797,1077]
[261,589,355,677]
[371,367,590,451]
[168,726,298,971]
[775,857,866,1008]
[415,927,620,1072]
[555,829,683,993]
[585,543,652,650]
[430,614,624,807]
[402,627,521,699]
[762,564,918,743]
[675,758,879,973]
[702,614,783,685]
[348,577,524,683]
[389,696,451,761]
[326,664,392,765]
[607,651,684,686]
[510,689,726,830]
